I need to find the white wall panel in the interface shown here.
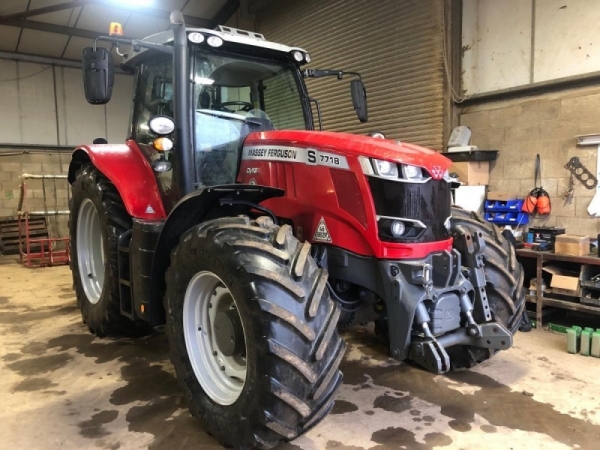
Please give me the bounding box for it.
[106,74,135,143]
[0,60,135,147]
[462,0,532,95]
[18,29,69,58]
[463,0,600,95]
[0,25,21,52]
[0,61,21,143]
[535,0,600,82]
[54,66,68,146]
[18,62,58,145]
[63,67,106,146]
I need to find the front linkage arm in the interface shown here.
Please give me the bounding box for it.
[409,230,512,374]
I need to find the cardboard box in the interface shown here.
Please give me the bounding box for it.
[487,191,519,201]
[543,264,580,296]
[449,161,489,186]
[554,234,590,256]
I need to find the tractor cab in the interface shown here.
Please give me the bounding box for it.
[82,20,367,207]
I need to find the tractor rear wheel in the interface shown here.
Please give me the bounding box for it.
[165,216,345,449]
[69,164,145,337]
[448,206,526,369]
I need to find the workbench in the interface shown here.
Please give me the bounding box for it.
[516,248,600,326]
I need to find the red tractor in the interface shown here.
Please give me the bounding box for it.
[69,11,524,449]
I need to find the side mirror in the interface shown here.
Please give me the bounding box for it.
[350,79,368,123]
[82,47,114,104]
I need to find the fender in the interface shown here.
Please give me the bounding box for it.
[68,140,166,219]
[144,184,285,326]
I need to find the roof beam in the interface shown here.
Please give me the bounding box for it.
[0,1,213,29]
[0,1,91,23]
[210,0,241,28]
[1,18,105,40]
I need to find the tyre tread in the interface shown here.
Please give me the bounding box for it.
[164,216,344,449]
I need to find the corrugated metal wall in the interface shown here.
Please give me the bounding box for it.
[256,0,445,150]
[0,60,133,146]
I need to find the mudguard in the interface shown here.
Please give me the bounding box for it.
[145,184,285,326]
[68,140,166,219]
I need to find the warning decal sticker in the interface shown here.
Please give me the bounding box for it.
[313,217,332,242]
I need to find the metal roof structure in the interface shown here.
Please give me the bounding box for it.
[0,0,240,62]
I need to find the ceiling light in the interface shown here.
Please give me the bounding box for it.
[108,0,152,7]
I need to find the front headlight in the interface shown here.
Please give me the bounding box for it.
[401,164,423,180]
[372,159,399,178]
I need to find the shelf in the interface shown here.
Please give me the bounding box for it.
[444,150,498,162]
[517,248,600,326]
[526,294,537,304]
[541,297,600,316]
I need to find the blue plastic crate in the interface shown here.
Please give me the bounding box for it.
[506,199,524,211]
[484,212,529,226]
[485,199,524,212]
[484,200,497,211]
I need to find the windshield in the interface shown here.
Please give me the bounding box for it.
[192,49,308,187]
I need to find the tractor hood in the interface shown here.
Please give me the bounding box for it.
[243,130,452,178]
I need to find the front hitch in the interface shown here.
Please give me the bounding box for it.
[407,230,511,374]
[409,322,512,374]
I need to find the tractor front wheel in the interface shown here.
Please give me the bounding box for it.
[165,216,345,449]
[69,164,146,337]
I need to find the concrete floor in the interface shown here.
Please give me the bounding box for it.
[1,257,600,450]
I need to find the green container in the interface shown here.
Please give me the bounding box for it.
[549,323,569,334]
[567,328,580,354]
[581,330,592,356]
[591,331,600,358]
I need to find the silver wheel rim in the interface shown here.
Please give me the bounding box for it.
[183,271,247,405]
[76,198,105,305]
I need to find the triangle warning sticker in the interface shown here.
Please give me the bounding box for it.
[313,217,332,242]
[145,205,156,214]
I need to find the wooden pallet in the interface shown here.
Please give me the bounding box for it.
[0,216,48,255]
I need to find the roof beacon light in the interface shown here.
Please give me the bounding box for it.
[109,22,123,36]
[188,32,204,44]
[207,36,223,47]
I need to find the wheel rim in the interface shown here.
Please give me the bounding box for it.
[183,271,247,405]
[76,198,105,304]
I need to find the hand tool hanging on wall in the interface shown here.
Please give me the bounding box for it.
[563,172,575,202]
[564,157,597,189]
[522,154,551,217]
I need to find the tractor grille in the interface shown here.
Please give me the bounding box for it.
[367,177,451,243]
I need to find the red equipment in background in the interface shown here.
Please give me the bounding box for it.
[18,174,70,268]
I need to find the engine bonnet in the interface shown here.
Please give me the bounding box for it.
[244,130,452,178]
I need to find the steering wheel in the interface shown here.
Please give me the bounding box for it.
[214,101,254,113]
